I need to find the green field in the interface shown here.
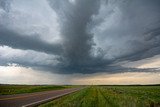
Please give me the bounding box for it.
[39,85,160,107]
[0,85,73,95]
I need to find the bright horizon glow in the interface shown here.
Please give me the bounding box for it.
[0,65,160,85]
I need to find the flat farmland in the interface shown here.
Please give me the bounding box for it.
[40,85,160,107]
[0,85,74,95]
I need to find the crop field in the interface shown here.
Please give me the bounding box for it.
[40,85,160,107]
[0,85,73,95]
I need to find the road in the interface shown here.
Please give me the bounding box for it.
[0,87,82,107]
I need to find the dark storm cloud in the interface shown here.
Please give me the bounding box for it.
[0,0,11,12]
[0,0,62,55]
[109,0,160,62]
[0,0,160,74]
[47,0,160,73]
[0,28,62,55]
[48,0,100,64]
[48,0,108,73]
[115,25,160,62]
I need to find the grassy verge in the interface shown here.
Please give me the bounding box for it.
[39,85,160,107]
[0,85,75,95]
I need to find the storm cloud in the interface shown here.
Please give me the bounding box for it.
[0,0,160,74]
[0,28,62,55]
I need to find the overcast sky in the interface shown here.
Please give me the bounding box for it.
[0,0,160,85]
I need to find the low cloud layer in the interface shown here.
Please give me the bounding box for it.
[0,0,160,74]
[0,28,62,55]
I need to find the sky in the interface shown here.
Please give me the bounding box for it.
[0,0,160,85]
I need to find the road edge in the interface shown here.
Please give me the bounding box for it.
[22,87,84,107]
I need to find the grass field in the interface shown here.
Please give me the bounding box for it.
[0,85,73,95]
[39,85,160,107]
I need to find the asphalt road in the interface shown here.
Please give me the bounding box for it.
[0,87,82,107]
